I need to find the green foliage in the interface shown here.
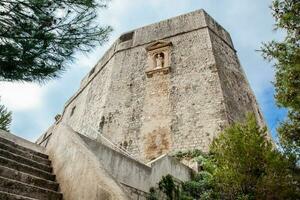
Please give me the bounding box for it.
[277,111,300,162]
[147,187,159,200]
[261,0,300,161]
[158,174,177,200]
[0,0,112,82]
[174,149,203,160]
[0,99,12,131]
[211,113,299,200]
[194,154,217,174]
[149,174,188,200]
[181,153,219,200]
[154,115,299,199]
[173,150,219,199]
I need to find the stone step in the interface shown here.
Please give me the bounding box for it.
[0,191,37,200]
[0,165,59,191]
[0,149,52,173]
[0,156,55,181]
[0,137,48,159]
[0,176,62,200]
[0,141,51,166]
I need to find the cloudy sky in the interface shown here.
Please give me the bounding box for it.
[0,0,287,142]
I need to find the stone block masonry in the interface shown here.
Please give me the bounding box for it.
[52,9,266,162]
[36,123,193,200]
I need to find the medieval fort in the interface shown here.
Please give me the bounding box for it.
[0,9,266,200]
[53,9,264,161]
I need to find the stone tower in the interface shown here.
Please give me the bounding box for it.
[57,10,265,162]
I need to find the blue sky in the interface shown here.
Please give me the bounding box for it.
[0,0,286,141]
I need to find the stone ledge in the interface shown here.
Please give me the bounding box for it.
[145,66,171,77]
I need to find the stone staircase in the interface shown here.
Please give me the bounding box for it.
[0,135,63,200]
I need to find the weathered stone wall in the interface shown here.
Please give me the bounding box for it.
[37,122,193,199]
[168,28,227,153]
[79,133,193,193]
[207,17,265,126]
[39,124,129,200]
[54,9,266,162]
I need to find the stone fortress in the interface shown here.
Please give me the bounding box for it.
[0,9,267,200]
[37,9,265,199]
[54,9,265,161]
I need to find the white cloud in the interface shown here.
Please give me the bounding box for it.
[0,82,44,111]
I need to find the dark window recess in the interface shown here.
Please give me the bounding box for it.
[119,31,134,43]
[70,106,76,117]
[89,67,95,77]
[98,116,105,133]
[123,141,128,149]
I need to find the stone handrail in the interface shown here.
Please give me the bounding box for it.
[42,123,129,200]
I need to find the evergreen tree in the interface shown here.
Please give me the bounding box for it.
[154,115,299,199]
[210,114,299,200]
[181,153,218,200]
[0,0,112,82]
[0,99,12,131]
[261,0,300,162]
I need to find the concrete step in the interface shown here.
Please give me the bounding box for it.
[0,191,37,200]
[0,176,62,200]
[0,156,55,181]
[0,142,51,166]
[0,165,59,191]
[0,137,48,159]
[0,149,52,173]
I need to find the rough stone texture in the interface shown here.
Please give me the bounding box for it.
[78,133,193,193]
[37,123,192,199]
[207,22,265,127]
[43,9,266,162]
[0,131,62,200]
[121,183,148,200]
[0,130,45,154]
[39,123,129,200]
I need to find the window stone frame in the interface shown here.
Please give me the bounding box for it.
[145,40,172,78]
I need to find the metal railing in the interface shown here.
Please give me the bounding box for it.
[86,125,137,160]
[63,123,144,163]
